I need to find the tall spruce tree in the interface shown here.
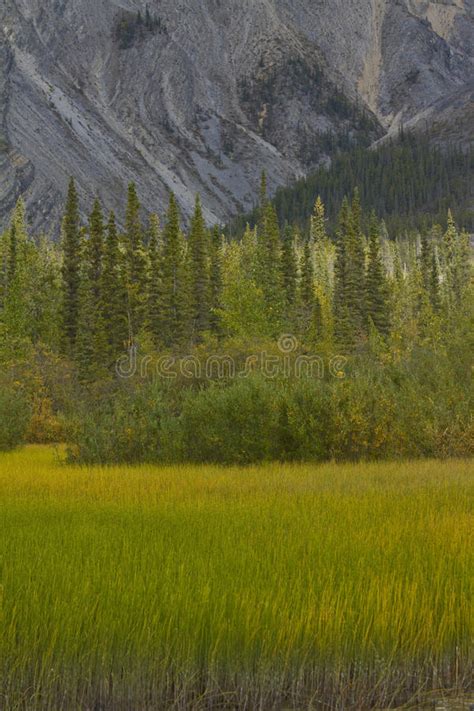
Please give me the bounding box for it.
[88,198,104,301]
[429,246,441,312]
[281,225,298,313]
[366,213,390,336]
[299,237,315,336]
[189,195,210,339]
[311,196,327,245]
[7,222,17,286]
[259,203,284,334]
[101,211,129,359]
[146,213,163,347]
[209,225,223,335]
[176,230,194,348]
[347,188,366,332]
[160,193,181,347]
[61,178,81,355]
[124,183,146,339]
[75,262,97,382]
[333,198,353,351]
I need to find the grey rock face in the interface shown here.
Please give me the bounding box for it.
[0,0,472,231]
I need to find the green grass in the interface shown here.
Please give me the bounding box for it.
[0,447,472,709]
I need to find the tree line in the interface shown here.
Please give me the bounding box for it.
[0,175,471,385]
[0,176,472,462]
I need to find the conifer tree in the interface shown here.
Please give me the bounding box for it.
[333,198,353,351]
[8,222,17,286]
[300,238,315,311]
[429,246,441,312]
[160,193,181,347]
[61,178,81,355]
[311,195,333,303]
[88,198,104,301]
[101,211,129,358]
[146,213,163,347]
[241,223,259,282]
[124,183,146,339]
[189,195,210,339]
[457,230,471,300]
[366,213,390,336]
[209,225,223,335]
[420,231,432,293]
[75,202,111,379]
[346,188,366,332]
[1,202,31,345]
[176,230,194,348]
[75,234,98,383]
[311,196,327,245]
[281,225,298,312]
[299,237,318,339]
[258,203,284,333]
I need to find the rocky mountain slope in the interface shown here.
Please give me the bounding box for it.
[0,0,472,231]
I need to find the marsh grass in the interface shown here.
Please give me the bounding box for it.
[0,447,472,709]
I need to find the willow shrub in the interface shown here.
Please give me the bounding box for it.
[66,384,175,465]
[0,382,31,451]
[66,347,472,465]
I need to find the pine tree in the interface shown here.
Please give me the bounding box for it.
[429,246,441,312]
[189,195,210,339]
[347,188,366,332]
[176,230,194,348]
[147,213,163,347]
[124,183,146,339]
[300,238,314,310]
[310,196,326,245]
[366,213,390,336]
[75,236,98,383]
[101,211,129,359]
[160,193,181,347]
[61,178,81,355]
[281,225,298,312]
[457,230,471,300]
[1,202,31,345]
[420,231,432,291]
[333,198,353,351]
[209,225,223,335]
[88,198,104,300]
[258,203,284,334]
[299,237,316,337]
[311,195,333,303]
[8,222,17,285]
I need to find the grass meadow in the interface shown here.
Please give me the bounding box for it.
[0,447,472,710]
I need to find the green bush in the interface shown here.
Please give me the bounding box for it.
[0,383,31,451]
[273,380,333,461]
[66,384,173,465]
[181,378,279,465]
[65,345,473,465]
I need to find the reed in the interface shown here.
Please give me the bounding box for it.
[0,447,472,709]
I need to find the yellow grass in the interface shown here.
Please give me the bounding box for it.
[0,446,473,709]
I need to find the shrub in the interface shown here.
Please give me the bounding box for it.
[0,382,31,451]
[26,394,65,444]
[66,384,171,465]
[180,377,279,464]
[64,345,474,466]
[273,379,333,461]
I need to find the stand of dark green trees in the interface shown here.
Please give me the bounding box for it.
[229,131,474,236]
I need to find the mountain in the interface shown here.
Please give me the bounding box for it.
[0,0,472,232]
